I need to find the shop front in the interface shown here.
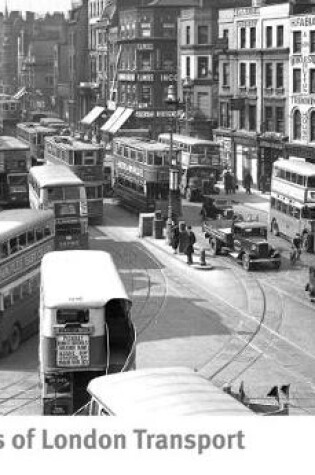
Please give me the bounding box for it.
[233,132,259,189]
[259,134,287,192]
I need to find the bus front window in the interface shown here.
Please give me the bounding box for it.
[47,187,64,201]
[307,176,315,188]
[56,309,89,324]
[64,187,81,200]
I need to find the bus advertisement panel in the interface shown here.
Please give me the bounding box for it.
[39,250,136,415]
[0,136,31,207]
[28,165,89,250]
[270,158,315,251]
[44,135,104,222]
[0,209,55,355]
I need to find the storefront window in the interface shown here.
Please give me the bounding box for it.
[293,110,301,140]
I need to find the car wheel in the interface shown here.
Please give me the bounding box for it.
[242,254,250,271]
[271,221,279,236]
[9,324,21,353]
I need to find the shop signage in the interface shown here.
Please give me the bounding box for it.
[156,110,177,118]
[291,16,315,27]
[138,73,154,82]
[291,95,315,105]
[136,43,153,50]
[118,73,136,81]
[234,7,260,17]
[160,73,177,82]
[135,111,154,118]
[291,55,315,65]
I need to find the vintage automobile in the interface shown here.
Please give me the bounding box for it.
[200,196,234,222]
[203,218,281,271]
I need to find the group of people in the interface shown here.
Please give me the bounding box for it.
[222,168,237,194]
[170,221,196,265]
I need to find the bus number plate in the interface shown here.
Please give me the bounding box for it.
[56,334,89,367]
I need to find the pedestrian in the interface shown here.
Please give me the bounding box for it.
[170,221,180,254]
[244,171,253,194]
[185,225,196,265]
[224,170,231,194]
[230,171,236,193]
[292,233,302,260]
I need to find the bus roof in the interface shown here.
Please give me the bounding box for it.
[159,133,218,146]
[29,165,84,187]
[87,367,253,416]
[41,250,131,308]
[45,135,103,150]
[114,136,171,152]
[17,122,57,134]
[0,209,54,242]
[273,159,315,177]
[39,118,67,127]
[0,136,30,151]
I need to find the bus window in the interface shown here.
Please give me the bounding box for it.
[9,237,18,254]
[64,187,80,200]
[154,153,163,166]
[27,230,35,245]
[137,151,144,163]
[36,228,44,241]
[3,293,12,310]
[44,225,52,237]
[147,153,154,165]
[74,151,82,165]
[56,309,89,324]
[297,174,304,186]
[291,173,297,184]
[18,233,27,249]
[0,242,9,259]
[293,207,301,219]
[47,187,63,201]
[130,149,136,160]
[307,176,315,188]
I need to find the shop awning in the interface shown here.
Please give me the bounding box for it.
[101,107,125,133]
[109,108,134,134]
[13,87,26,100]
[80,106,105,126]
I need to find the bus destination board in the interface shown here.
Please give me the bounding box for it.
[56,334,89,367]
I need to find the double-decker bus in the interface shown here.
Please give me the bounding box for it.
[158,133,221,201]
[16,122,57,166]
[0,209,55,355]
[0,95,20,135]
[39,250,136,415]
[0,136,31,207]
[111,136,173,216]
[44,135,104,222]
[270,158,315,252]
[28,165,89,250]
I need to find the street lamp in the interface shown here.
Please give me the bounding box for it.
[165,83,181,245]
[182,77,193,135]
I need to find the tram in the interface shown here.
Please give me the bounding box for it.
[39,250,136,415]
[112,136,173,216]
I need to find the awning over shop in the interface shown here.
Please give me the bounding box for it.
[13,87,26,100]
[80,106,105,126]
[101,107,133,134]
[109,108,133,134]
[101,107,125,133]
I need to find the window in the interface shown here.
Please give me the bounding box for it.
[249,63,256,87]
[240,63,246,86]
[198,25,208,44]
[293,110,301,140]
[311,111,315,141]
[249,105,256,131]
[239,106,246,129]
[310,70,315,93]
[222,63,230,86]
[223,29,229,39]
[197,57,208,78]
[275,107,284,133]
[311,30,315,53]
[277,26,284,47]
[276,63,284,88]
[186,56,191,77]
[250,27,256,48]
[140,85,152,105]
[293,31,302,53]
[186,25,190,44]
[265,106,273,131]
[265,63,273,88]
[140,51,151,70]
[266,26,272,47]
[47,187,63,201]
[220,102,230,128]
[293,69,301,93]
[240,28,246,48]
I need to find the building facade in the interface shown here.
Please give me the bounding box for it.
[214,1,290,190]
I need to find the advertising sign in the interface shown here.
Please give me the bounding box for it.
[56,334,90,368]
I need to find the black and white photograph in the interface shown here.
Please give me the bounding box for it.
[0,0,314,472]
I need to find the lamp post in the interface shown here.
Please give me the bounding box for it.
[182,77,193,135]
[165,83,180,245]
